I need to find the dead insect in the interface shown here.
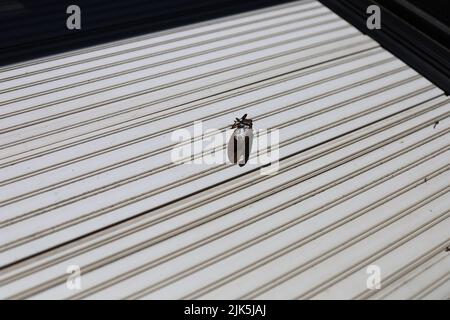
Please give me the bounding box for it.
[228,114,254,167]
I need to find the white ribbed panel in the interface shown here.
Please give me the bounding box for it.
[0,0,448,300]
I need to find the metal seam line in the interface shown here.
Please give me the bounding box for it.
[0,45,383,154]
[0,95,446,283]
[1,101,448,288]
[1,83,443,250]
[6,114,448,298]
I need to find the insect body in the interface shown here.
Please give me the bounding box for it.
[227,114,254,167]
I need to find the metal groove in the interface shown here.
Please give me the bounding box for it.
[7,126,450,298]
[240,197,450,300]
[0,1,315,76]
[0,22,352,119]
[0,63,413,207]
[1,96,445,283]
[0,46,383,154]
[0,75,436,243]
[0,8,330,95]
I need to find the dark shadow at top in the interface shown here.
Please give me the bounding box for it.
[0,0,294,67]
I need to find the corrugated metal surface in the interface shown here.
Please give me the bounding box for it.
[0,0,449,299]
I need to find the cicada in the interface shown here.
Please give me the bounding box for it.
[227,114,254,167]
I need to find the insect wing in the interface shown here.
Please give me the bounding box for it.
[227,128,254,166]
